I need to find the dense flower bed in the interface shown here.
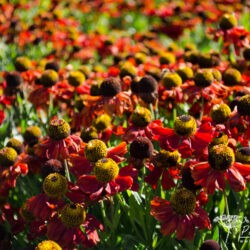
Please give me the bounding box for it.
[0,1,249,249]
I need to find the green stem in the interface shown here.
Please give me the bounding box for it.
[64,159,71,182]
[173,107,177,123]
[149,103,155,120]
[116,193,145,242]
[224,190,230,216]
[100,200,114,230]
[48,92,54,119]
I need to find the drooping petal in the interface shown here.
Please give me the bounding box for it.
[105,181,120,195]
[185,216,195,240]
[160,215,178,236]
[205,171,223,194]
[78,175,101,193]
[192,162,211,186]
[151,126,175,137]
[119,165,139,191]
[161,169,176,190]
[193,207,212,230]
[107,142,127,163]
[226,166,246,192]
[177,139,193,158]
[233,162,250,181]
[150,197,173,222]
[144,167,163,189]
[214,171,226,191]
[114,176,133,191]
[176,215,194,240]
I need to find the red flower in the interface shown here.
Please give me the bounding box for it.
[34,118,83,160]
[151,188,211,240]
[192,144,250,194]
[107,141,128,163]
[0,161,28,200]
[81,91,133,127]
[69,142,128,178]
[77,158,137,201]
[68,148,93,178]
[47,209,103,249]
[35,134,82,160]
[226,112,250,146]
[145,150,181,190]
[152,115,213,158]
[123,119,163,143]
[26,193,64,221]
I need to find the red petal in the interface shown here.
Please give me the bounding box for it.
[150,197,173,222]
[115,176,133,191]
[151,126,175,136]
[160,216,178,236]
[194,207,211,230]
[192,162,211,185]
[176,216,195,240]
[226,166,246,192]
[144,167,162,189]
[107,142,127,162]
[205,171,224,194]
[233,162,250,178]
[105,181,119,195]
[161,169,175,190]
[77,175,102,194]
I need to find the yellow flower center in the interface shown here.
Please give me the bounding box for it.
[174,115,197,137]
[170,188,196,215]
[0,147,18,167]
[15,56,31,72]
[84,139,107,162]
[210,103,231,124]
[80,127,99,143]
[135,52,147,64]
[48,119,71,140]
[94,158,119,183]
[23,126,42,145]
[209,144,235,170]
[162,72,182,89]
[222,68,242,86]
[120,62,137,78]
[209,133,228,149]
[211,69,222,81]
[194,69,214,87]
[154,150,181,168]
[68,70,85,87]
[92,114,111,131]
[40,69,59,87]
[237,95,250,116]
[6,138,23,154]
[176,66,194,82]
[43,173,68,198]
[219,13,237,30]
[60,204,86,228]
[35,240,62,250]
[159,52,176,65]
[131,107,152,127]
[236,147,250,164]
